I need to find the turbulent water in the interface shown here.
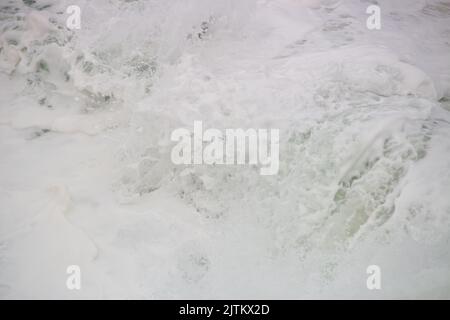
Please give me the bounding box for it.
[1,0,450,299]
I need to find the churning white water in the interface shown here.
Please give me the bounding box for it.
[1,0,450,298]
